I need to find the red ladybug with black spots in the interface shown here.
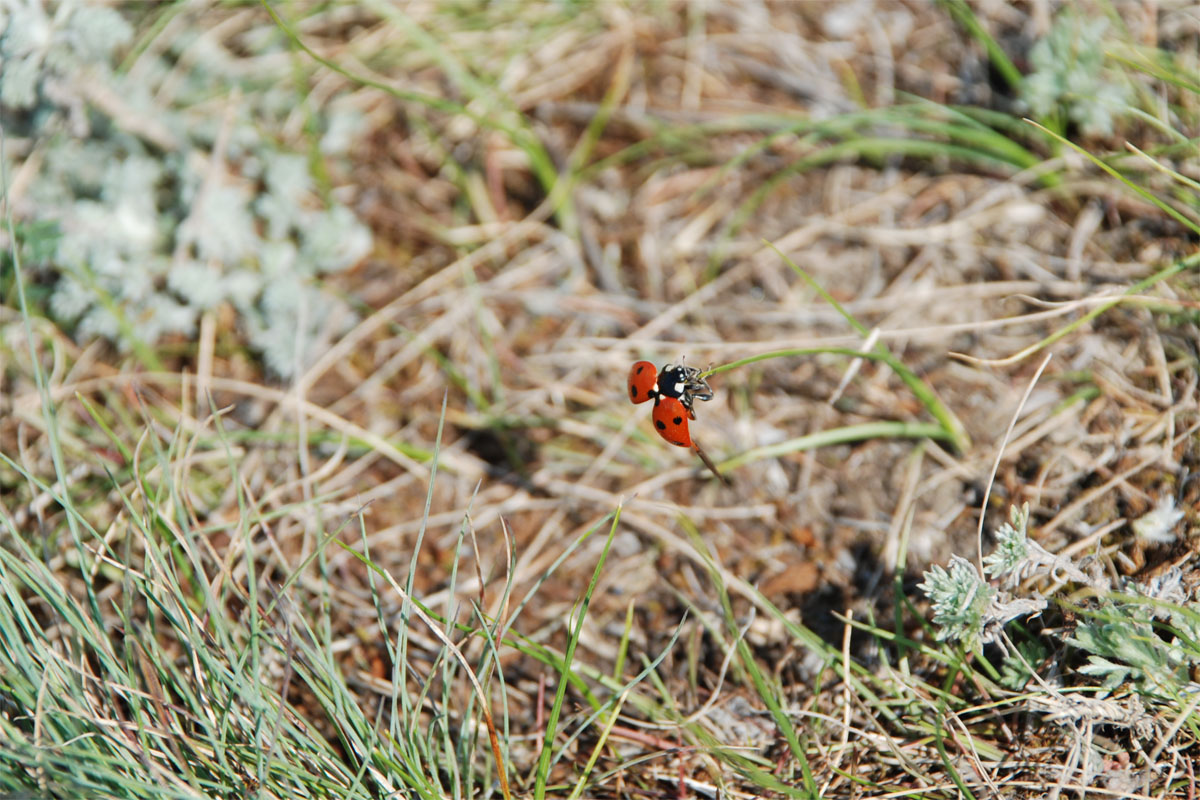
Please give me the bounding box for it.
[627,361,712,448]
[628,359,728,483]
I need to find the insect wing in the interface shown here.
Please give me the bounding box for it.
[651,395,692,448]
[628,361,658,404]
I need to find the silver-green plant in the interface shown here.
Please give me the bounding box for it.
[919,555,996,650]
[1070,558,1200,696]
[923,499,1199,700]
[1068,589,1195,695]
[1,1,372,376]
[1021,11,1132,137]
[920,505,1052,652]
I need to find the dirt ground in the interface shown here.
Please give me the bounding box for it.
[5,1,1199,796]
[319,1,1194,651]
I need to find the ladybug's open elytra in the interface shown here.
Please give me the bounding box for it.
[652,395,692,447]
[628,360,711,447]
[628,360,657,405]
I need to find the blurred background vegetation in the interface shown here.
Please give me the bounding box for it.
[2,1,1199,798]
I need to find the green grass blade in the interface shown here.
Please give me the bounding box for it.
[977,252,1197,366]
[1027,119,1200,238]
[719,422,951,472]
[769,244,971,450]
[678,518,818,797]
[937,0,1023,91]
[533,506,623,800]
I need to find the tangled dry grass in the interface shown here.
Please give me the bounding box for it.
[2,1,1199,798]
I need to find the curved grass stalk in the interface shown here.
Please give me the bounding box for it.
[952,254,1197,368]
[717,421,953,472]
[1027,119,1200,238]
[702,245,972,453]
[938,0,1023,92]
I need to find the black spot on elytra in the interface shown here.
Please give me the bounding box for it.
[673,416,682,425]
[630,386,639,398]
[656,420,666,430]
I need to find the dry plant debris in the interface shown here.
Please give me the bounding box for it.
[1,1,1199,798]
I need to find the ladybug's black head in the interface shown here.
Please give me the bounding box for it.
[656,365,689,399]
[656,363,713,408]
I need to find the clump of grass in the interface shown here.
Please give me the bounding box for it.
[0,327,659,798]
[702,243,972,479]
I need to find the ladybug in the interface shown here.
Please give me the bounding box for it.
[627,360,713,448]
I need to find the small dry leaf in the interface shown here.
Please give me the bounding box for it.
[761,561,820,598]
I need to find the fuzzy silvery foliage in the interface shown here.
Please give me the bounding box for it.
[918,555,995,649]
[920,505,1058,651]
[1131,495,1185,546]
[1069,566,1200,696]
[924,503,1200,700]
[0,1,130,115]
[1,1,372,376]
[1021,12,1132,137]
[984,502,1098,590]
[982,503,1032,578]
